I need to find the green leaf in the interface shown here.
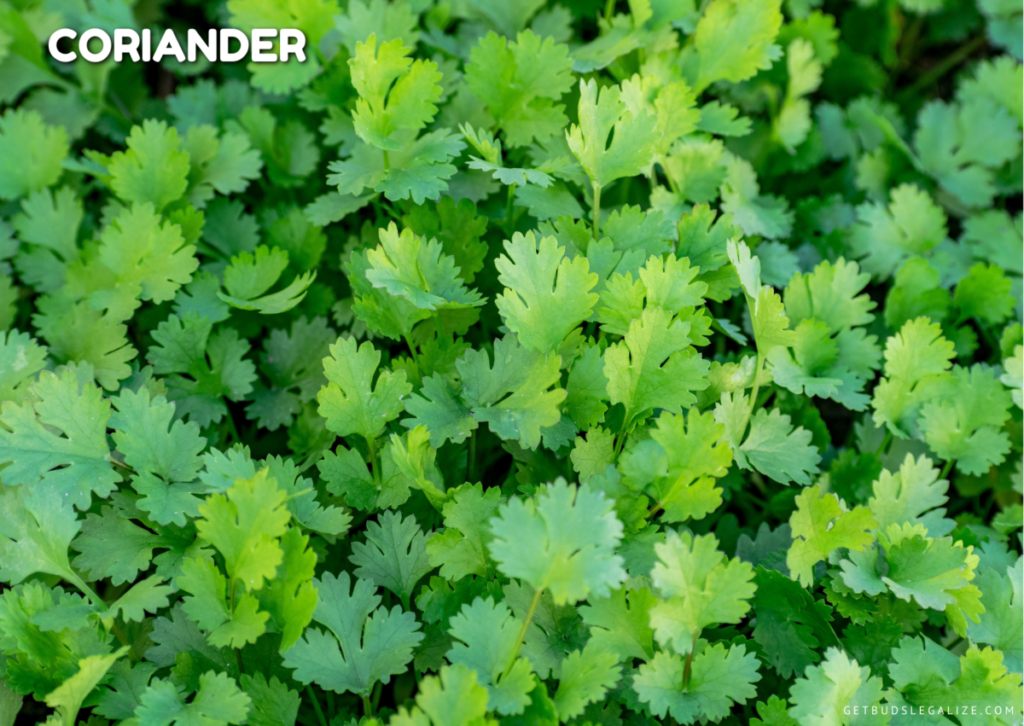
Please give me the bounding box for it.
[109,386,206,485]
[691,0,783,92]
[135,671,251,726]
[789,648,887,725]
[107,120,190,212]
[446,597,534,715]
[889,638,1023,718]
[495,231,598,353]
[258,527,318,652]
[719,154,793,240]
[193,468,291,591]
[648,532,755,655]
[868,453,954,536]
[0,369,117,510]
[751,567,838,678]
[604,307,710,431]
[787,485,878,587]
[621,409,731,521]
[34,297,137,391]
[317,336,412,441]
[632,643,761,724]
[458,335,566,449]
[914,99,1020,208]
[566,78,658,190]
[966,561,1023,673]
[0,109,69,200]
[565,343,610,431]
[730,407,820,485]
[71,507,173,585]
[365,223,484,311]
[240,674,300,726]
[953,262,1016,327]
[489,479,626,605]
[282,571,423,696]
[426,484,502,581]
[579,585,656,663]
[350,35,442,151]
[107,576,172,623]
[871,317,955,438]
[350,510,433,606]
[850,183,948,279]
[45,649,128,726]
[552,643,621,720]
[148,312,257,427]
[0,329,47,404]
[465,30,575,147]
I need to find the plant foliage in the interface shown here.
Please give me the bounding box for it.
[0,0,1022,723]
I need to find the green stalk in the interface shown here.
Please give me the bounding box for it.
[307,686,329,726]
[467,429,478,483]
[901,35,986,98]
[506,183,518,239]
[878,429,894,457]
[742,352,765,438]
[367,436,381,487]
[403,333,421,368]
[939,458,955,480]
[362,695,374,718]
[382,149,391,171]
[682,633,698,688]
[225,412,241,444]
[502,587,543,679]
[592,183,602,240]
[613,411,632,458]
[66,569,103,608]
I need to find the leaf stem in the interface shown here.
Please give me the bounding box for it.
[592,183,602,241]
[367,436,381,487]
[742,352,765,439]
[307,686,329,726]
[613,412,631,458]
[382,149,391,171]
[468,429,478,483]
[362,695,374,718]
[939,458,954,480]
[225,412,242,445]
[403,333,421,368]
[503,586,543,679]
[682,633,698,688]
[506,183,517,239]
[109,457,136,476]
[604,0,616,20]
[879,429,893,457]
[66,569,103,608]
[901,34,986,99]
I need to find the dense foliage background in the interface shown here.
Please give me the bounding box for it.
[0,0,1022,724]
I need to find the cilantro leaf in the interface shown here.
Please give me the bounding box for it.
[465,30,575,147]
[350,510,433,608]
[604,307,710,432]
[0,369,118,510]
[787,486,877,587]
[632,643,761,724]
[317,336,412,441]
[283,571,423,696]
[495,232,598,353]
[489,479,626,605]
[648,532,755,654]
